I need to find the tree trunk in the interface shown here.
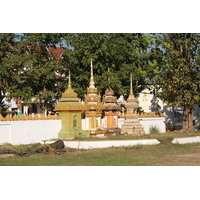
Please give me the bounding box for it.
[36,103,42,114]
[182,109,188,131]
[188,111,194,131]
[182,108,194,131]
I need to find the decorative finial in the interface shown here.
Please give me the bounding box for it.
[130,73,133,95]
[68,71,72,88]
[108,67,110,86]
[89,58,95,88]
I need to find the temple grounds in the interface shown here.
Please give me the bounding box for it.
[1,131,200,166]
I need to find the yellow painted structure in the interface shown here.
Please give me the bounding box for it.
[102,88,120,129]
[84,59,105,135]
[55,72,88,139]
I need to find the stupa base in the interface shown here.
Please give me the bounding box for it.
[121,118,145,135]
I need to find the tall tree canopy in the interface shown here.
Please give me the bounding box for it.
[61,33,151,99]
[0,33,21,113]
[0,33,65,113]
[151,33,200,130]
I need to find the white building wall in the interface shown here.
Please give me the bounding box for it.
[118,118,125,129]
[138,88,164,113]
[0,120,61,145]
[101,117,106,128]
[84,117,90,130]
[139,117,166,134]
[81,118,85,130]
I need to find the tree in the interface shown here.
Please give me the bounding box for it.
[61,33,151,99]
[152,33,200,131]
[0,33,65,114]
[0,33,21,114]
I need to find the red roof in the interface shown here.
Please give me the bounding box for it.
[46,47,63,59]
[27,46,64,59]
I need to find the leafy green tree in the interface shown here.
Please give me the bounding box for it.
[152,33,200,131]
[0,33,65,114]
[61,33,151,99]
[0,33,21,113]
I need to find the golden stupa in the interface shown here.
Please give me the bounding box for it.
[84,59,104,134]
[121,74,144,135]
[103,88,120,129]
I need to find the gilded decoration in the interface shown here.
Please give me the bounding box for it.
[85,94,101,103]
[85,110,102,117]
[62,92,77,98]
[55,72,83,112]
[122,74,145,135]
[55,71,89,139]
[84,59,104,116]
[56,105,84,111]
[103,88,120,111]
[0,113,60,121]
[87,87,98,94]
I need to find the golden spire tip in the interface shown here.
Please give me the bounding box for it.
[68,71,72,88]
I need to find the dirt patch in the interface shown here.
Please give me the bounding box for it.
[0,154,15,158]
[160,152,200,166]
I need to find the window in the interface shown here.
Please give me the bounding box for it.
[73,115,77,128]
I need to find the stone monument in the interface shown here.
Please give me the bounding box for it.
[121,74,145,135]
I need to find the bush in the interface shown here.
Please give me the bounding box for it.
[149,125,160,134]
[157,136,173,145]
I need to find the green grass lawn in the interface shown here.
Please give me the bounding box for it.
[71,130,200,141]
[1,131,200,166]
[1,142,200,166]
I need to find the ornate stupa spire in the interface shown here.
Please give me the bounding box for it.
[125,73,139,114]
[121,73,145,135]
[130,73,133,96]
[68,71,72,88]
[108,67,110,87]
[60,71,77,98]
[89,59,95,88]
[84,59,104,134]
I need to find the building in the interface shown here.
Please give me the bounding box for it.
[82,59,104,135]
[121,74,145,135]
[55,72,88,139]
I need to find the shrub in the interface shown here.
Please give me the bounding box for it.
[157,136,173,145]
[149,125,160,134]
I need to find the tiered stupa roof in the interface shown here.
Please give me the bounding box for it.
[122,74,144,135]
[84,59,104,117]
[125,74,139,117]
[103,88,120,111]
[56,71,84,111]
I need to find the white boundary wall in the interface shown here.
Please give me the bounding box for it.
[43,139,160,149]
[139,117,166,134]
[0,120,61,145]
